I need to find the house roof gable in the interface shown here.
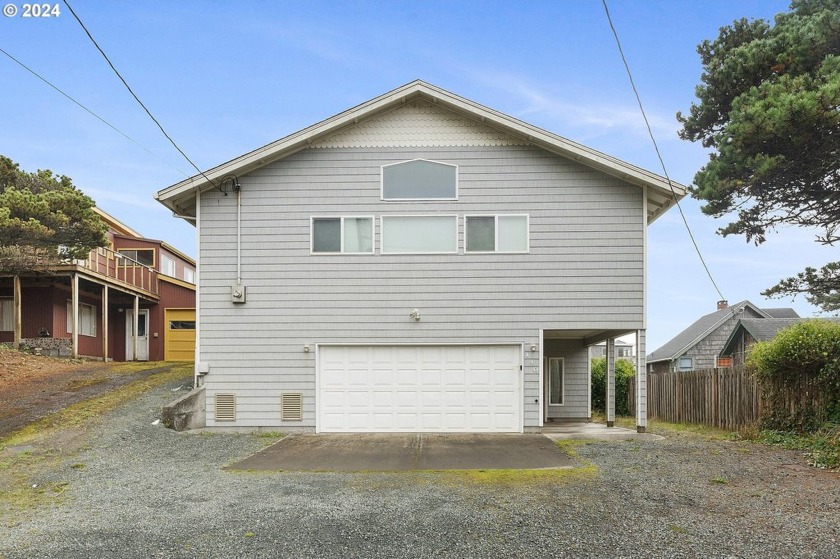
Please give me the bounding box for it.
[719,316,840,357]
[155,80,686,224]
[646,301,770,363]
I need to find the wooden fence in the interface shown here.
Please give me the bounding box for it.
[628,367,763,430]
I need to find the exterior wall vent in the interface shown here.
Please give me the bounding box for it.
[215,393,236,422]
[281,393,303,421]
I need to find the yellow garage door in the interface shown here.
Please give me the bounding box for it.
[165,309,195,361]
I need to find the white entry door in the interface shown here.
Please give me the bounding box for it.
[318,345,522,433]
[126,309,149,361]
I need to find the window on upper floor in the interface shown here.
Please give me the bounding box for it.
[381,159,457,200]
[160,254,176,277]
[311,217,374,254]
[118,249,154,267]
[465,215,529,253]
[381,215,457,254]
[183,267,195,284]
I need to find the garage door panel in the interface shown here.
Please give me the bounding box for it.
[318,345,521,433]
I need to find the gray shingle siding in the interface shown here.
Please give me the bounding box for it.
[199,143,645,427]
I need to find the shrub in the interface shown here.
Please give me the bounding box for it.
[747,319,840,431]
[591,357,635,416]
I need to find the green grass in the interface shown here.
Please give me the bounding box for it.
[0,363,191,448]
[597,413,840,471]
[0,362,193,525]
[736,424,840,470]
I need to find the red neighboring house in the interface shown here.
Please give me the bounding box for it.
[0,208,196,362]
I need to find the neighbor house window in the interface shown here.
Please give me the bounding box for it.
[160,254,176,276]
[0,298,12,331]
[677,356,693,371]
[66,301,97,337]
[381,215,457,254]
[311,217,373,254]
[465,215,529,253]
[382,159,457,200]
[548,357,564,406]
[118,249,154,267]
[183,268,195,284]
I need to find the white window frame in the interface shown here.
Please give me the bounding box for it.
[465,214,530,254]
[381,159,458,201]
[0,298,13,331]
[183,267,195,284]
[66,301,97,337]
[677,356,693,371]
[310,216,374,255]
[547,357,564,406]
[380,214,458,255]
[160,253,176,277]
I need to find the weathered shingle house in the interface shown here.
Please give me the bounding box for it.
[720,317,839,368]
[646,300,799,373]
[155,81,686,433]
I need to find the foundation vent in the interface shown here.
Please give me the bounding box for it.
[281,393,303,421]
[215,393,236,422]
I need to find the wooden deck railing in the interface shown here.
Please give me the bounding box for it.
[77,247,159,295]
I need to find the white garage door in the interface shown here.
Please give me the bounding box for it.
[318,345,522,433]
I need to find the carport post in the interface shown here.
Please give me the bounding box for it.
[606,337,615,427]
[636,329,647,433]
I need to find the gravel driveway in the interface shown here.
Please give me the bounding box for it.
[1,377,838,558]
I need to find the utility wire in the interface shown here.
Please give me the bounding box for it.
[601,0,726,301]
[0,45,189,178]
[62,0,222,192]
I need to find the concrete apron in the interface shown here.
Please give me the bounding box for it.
[227,433,577,472]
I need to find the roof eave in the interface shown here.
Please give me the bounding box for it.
[154,80,687,221]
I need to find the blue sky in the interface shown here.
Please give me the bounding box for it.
[2,0,834,352]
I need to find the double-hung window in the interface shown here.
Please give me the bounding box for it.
[160,254,176,277]
[465,215,529,253]
[311,217,374,254]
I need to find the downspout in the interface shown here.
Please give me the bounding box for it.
[194,194,201,387]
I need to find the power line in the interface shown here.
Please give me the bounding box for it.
[62,0,222,193]
[601,0,726,301]
[0,45,187,178]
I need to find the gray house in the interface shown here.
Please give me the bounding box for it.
[155,81,685,433]
[646,300,799,373]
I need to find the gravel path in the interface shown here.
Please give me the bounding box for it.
[1,377,838,558]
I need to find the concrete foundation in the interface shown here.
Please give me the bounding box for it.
[162,385,206,431]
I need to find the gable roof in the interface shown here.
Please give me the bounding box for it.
[646,301,772,363]
[719,316,840,357]
[761,308,801,318]
[94,207,143,238]
[155,80,686,223]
